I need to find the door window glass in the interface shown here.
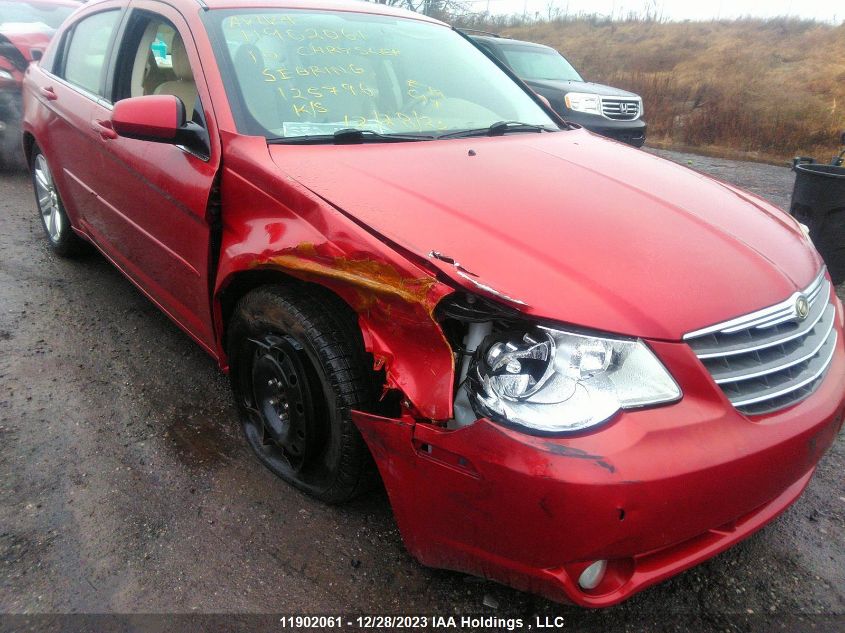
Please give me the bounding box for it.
[63,10,120,95]
[113,13,198,119]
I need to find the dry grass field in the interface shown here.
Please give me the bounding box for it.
[462,16,845,163]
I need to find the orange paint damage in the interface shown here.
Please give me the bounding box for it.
[251,242,456,420]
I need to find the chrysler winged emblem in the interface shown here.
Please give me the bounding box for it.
[795,295,810,320]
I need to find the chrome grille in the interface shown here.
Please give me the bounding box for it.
[684,270,837,416]
[601,98,640,120]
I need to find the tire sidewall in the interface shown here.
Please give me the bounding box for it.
[228,291,363,501]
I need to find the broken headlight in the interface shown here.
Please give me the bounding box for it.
[468,326,681,434]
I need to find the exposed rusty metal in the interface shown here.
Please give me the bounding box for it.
[258,243,441,312]
[242,241,456,420]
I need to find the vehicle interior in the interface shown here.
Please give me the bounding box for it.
[129,20,197,118]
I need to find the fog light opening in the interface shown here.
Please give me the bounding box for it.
[578,560,608,590]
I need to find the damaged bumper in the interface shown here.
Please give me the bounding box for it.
[353,337,845,607]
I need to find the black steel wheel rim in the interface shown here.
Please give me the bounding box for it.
[243,334,325,473]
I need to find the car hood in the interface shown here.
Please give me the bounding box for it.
[268,129,820,340]
[525,79,639,99]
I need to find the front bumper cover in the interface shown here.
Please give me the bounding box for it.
[353,333,845,607]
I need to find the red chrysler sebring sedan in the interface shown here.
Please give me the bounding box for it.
[21,0,845,607]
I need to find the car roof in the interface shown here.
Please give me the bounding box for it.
[93,0,446,25]
[15,0,81,6]
[471,34,557,54]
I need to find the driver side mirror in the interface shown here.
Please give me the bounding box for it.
[111,95,208,157]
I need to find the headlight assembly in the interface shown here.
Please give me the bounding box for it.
[564,92,601,115]
[468,326,681,434]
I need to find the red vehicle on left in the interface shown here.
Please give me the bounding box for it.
[0,0,77,168]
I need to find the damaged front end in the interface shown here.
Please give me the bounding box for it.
[437,293,681,435]
[426,289,681,439]
[220,138,844,607]
[351,290,845,607]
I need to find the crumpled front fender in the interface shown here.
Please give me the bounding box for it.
[214,135,456,419]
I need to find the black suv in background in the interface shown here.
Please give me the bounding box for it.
[469,32,646,147]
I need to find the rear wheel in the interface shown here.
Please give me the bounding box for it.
[228,285,376,504]
[31,146,88,257]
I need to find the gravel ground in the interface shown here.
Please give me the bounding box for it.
[0,149,843,633]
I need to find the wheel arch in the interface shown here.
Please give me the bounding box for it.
[21,131,35,167]
[216,266,363,358]
[214,255,457,421]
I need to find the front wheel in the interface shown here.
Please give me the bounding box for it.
[228,285,377,504]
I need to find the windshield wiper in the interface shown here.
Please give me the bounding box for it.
[437,121,556,140]
[268,128,435,145]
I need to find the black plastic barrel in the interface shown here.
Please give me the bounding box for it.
[789,161,845,284]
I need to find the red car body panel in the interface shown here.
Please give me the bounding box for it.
[268,133,821,340]
[0,30,51,65]
[20,0,845,607]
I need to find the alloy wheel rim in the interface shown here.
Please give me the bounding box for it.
[34,154,62,242]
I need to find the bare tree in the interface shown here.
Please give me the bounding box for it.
[369,0,468,19]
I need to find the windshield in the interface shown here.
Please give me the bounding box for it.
[499,45,583,82]
[0,1,74,32]
[206,10,557,140]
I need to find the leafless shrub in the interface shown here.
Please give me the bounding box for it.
[452,12,845,160]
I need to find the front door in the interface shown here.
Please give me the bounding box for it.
[84,4,220,352]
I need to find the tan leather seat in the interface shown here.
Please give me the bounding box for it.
[154,36,197,118]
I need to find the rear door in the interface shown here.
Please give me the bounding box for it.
[32,5,124,232]
[84,2,221,352]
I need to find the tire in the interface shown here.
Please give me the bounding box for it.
[1,129,27,171]
[31,144,88,257]
[0,97,26,171]
[228,284,377,504]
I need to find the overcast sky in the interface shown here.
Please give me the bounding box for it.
[464,0,844,23]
